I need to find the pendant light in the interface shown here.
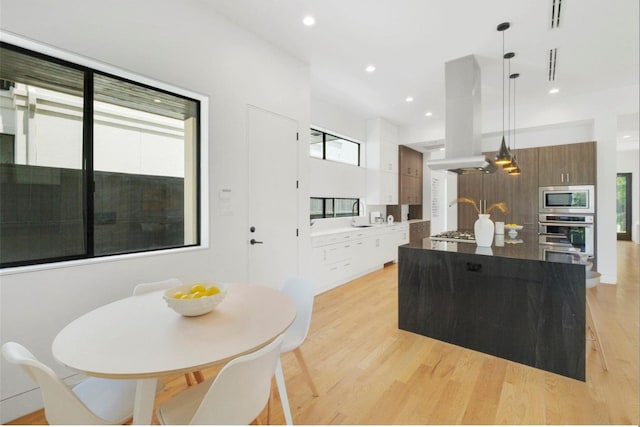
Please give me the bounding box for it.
[495,22,512,166]
[502,51,516,171]
[508,71,521,175]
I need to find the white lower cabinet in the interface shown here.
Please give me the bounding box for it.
[311,224,409,294]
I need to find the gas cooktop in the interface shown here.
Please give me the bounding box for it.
[430,230,476,243]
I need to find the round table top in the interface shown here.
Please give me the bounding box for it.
[52,283,296,379]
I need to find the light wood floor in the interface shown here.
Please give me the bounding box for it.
[8,241,638,425]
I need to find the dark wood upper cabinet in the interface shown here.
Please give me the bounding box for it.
[538,142,595,186]
[458,147,538,230]
[399,145,423,205]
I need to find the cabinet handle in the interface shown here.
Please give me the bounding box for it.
[561,173,564,183]
[567,173,570,183]
[407,167,411,174]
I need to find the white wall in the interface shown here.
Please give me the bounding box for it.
[308,96,369,226]
[0,0,310,421]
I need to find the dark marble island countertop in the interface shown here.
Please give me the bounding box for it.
[398,230,586,381]
[410,230,580,263]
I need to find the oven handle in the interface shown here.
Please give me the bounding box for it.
[539,221,593,228]
[538,241,575,248]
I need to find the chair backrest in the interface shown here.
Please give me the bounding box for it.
[132,277,182,296]
[1,342,108,425]
[281,277,315,348]
[189,334,285,425]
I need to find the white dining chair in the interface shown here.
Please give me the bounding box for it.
[133,277,205,385]
[270,276,319,425]
[155,333,285,425]
[1,341,139,425]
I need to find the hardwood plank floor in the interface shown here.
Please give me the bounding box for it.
[6,241,638,425]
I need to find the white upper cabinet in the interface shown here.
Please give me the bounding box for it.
[366,118,399,204]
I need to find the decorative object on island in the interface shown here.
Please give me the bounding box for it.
[455,197,509,247]
[474,214,495,247]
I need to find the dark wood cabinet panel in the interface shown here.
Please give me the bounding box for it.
[508,147,539,228]
[538,142,595,186]
[399,145,423,205]
[457,174,483,230]
[457,147,538,230]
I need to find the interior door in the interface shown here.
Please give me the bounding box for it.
[247,106,299,288]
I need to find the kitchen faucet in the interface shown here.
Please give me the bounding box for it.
[351,200,365,226]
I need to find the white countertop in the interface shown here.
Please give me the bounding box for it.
[310,221,409,237]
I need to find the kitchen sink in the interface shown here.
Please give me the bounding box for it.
[352,224,373,228]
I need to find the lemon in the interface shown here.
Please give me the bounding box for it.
[180,294,192,300]
[191,291,205,299]
[172,291,185,299]
[205,285,220,296]
[190,284,206,294]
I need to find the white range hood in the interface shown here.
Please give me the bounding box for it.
[427,55,496,174]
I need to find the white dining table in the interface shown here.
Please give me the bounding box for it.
[52,283,296,424]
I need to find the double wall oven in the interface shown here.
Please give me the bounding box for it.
[538,185,595,262]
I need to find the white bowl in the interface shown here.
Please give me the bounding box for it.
[163,283,227,316]
[508,229,518,238]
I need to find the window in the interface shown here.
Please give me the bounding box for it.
[617,173,632,241]
[309,128,360,166]
[0,42,201,268]
[311,197,359,219]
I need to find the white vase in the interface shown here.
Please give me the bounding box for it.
[474,214,494,247]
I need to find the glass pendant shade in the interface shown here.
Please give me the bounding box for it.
[494,136,512,165]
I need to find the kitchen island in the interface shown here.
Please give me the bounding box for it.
[398,231,586,381]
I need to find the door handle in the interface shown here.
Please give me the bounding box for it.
[250,239,263,245]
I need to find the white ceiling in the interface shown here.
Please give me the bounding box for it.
[201,0,639,147]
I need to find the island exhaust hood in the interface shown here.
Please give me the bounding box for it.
[427,55,496,174]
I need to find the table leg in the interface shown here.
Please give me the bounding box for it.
[274,359,293,425]
[133,378,158,424]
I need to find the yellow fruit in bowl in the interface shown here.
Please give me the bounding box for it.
[190,284,206,294]
[205,285,220,296]
[180,294,192,300]
[191,291,205,299]
[172,291,185,299]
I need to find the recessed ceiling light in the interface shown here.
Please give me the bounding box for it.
[425,112,433,117]
[439,147,445,151]
[406,96,414,103]
[302,15,315,26]
[153,99,162,103]
[365,65,376,73]
[548,88,560,94]
[622,135,631,139]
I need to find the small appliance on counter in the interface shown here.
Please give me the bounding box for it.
[370,211,383,224]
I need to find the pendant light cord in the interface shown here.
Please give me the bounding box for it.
[508,54,511,149]
[502,30,505,139]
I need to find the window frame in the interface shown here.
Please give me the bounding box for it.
[310,197,360,219]
[310,128,360,166]
[0,34,209,270]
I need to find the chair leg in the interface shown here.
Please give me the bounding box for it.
[193,370,206,384]
[184,372,194,386]
[293,348,319,397]
[586,297,609,371]
[267,383,275,425]
[274,358,293,425]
